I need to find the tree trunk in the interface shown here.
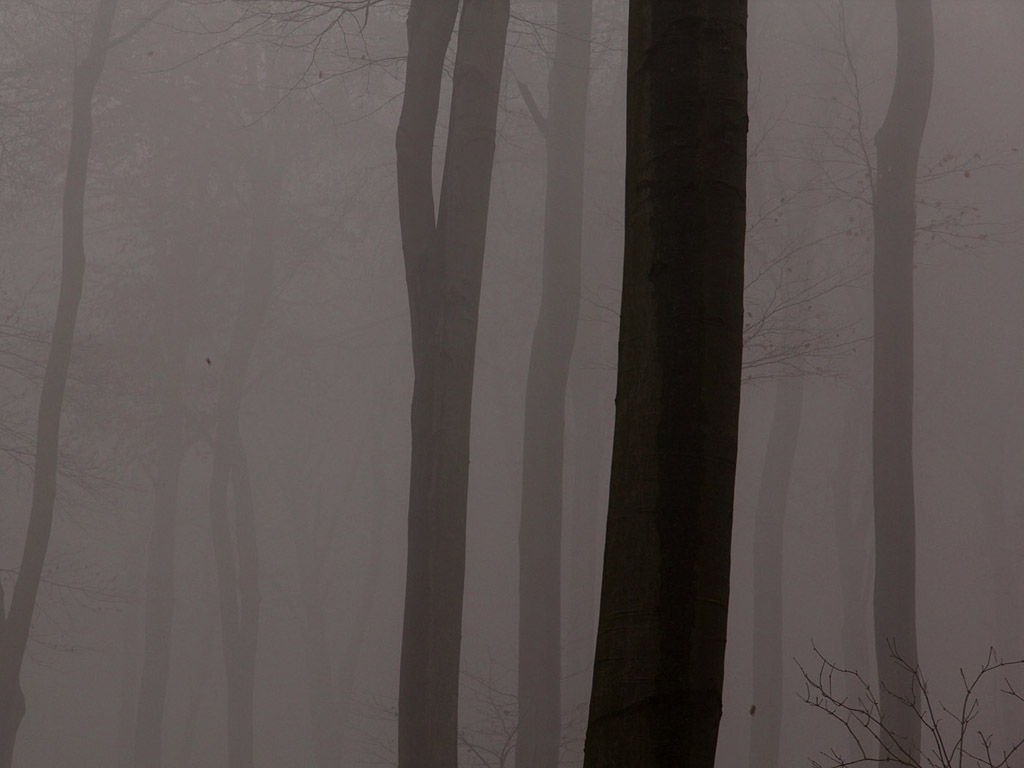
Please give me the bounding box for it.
[583,2,747,766]
[134,246,188,768]
[563,349,609,714]
[871,1,933,760]
[208,151,281,768]
[516,0,592,764]
[832,390,872,694]
[395,0,509,765]
[748,378,804,768]
[0,2,117,764]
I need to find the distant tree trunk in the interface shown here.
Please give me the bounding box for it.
[179,596,217,768]
[748,378,804,768]
[563,349,610,711]
[583,2,747,766]
[134,244,188,768]
[208,153,281,768]
[116,515,145,768]
[832,390,871,695]
[871,1,933,760]
[516,0,592,764]
[394,0,509,764]
[0,2,118,764]
[334,503,384,757]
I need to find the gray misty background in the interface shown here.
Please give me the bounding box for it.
[0,0,1021,766]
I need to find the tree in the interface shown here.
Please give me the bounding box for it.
[0,2,119,763]
[582,1,747,766]
[516,0,593,764]
[394,0,510,764]
[207,121,283,768]
[871,1,933,759]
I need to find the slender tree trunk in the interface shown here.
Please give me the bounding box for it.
[0,3,117,764]
[297,523,343,768]
[179,594,217,768]
[748,378,804,768]
[832,390,871,693]
[563,351,609,712]
[334,503,384,759]
[871,1,933,760]
[208,152,281,768]
[583,2,747,766]
[517,0,592,764]
[116,510,146,768]
[134,250,188,768]
[395,0,509,764]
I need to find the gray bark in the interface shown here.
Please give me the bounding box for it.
[0,2,118,763]
[871,1,933,760]
[748,378,804,768]
[395,0,510,764]
[516,0,592,763]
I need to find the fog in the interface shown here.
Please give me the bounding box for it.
[0,0,1020,766]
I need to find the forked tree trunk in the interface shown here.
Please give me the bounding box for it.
[134,244,188,768]
[871,1,933,760]
[748,378,804,768]
[208,150,282,768]
[516,0,592,763]
[583,2,747,766]
[0,2,118,764]
[395,0,509,765]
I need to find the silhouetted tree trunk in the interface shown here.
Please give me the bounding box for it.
[208,150,282,768]
[134,241,188,768]
[395,0,509,764]
[748,378,804,768]
[583,2,747,766]
[871,1,933,760]
[0,2,118,764]
[517,0,592,764]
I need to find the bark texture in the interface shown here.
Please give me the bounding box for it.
[395,0,509,765]
[871,1,933,760]
[516,0,592,763]
[583,2,747,766]
[0,2,118,764]
[748,378,804,768]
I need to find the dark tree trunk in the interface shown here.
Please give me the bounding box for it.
[583,2,747,766]
[0,2,118,764]
[134,245,188,768]
[748,378,804,768]
[516,0,592,764]
[871,1,933,760]
[395,0,509,764]
[208,152,281,768]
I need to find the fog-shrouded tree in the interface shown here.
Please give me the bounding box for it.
[206,119,284,768]
[0,2,120,763]
[871,1,933,759]
[583,1,747,766]
[515,0,593,763]
[394,0,510,763]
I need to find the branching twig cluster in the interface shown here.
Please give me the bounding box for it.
[801,644,1024,768]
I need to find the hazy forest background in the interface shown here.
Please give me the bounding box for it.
[0,0,1022,766]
